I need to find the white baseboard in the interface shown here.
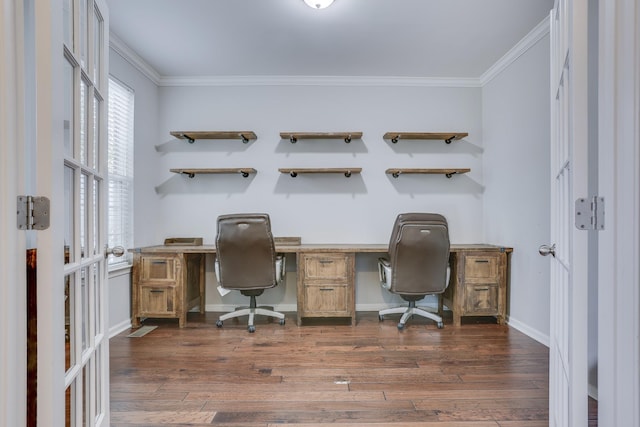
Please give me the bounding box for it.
[109,319,132,338]
[506,315,550,347]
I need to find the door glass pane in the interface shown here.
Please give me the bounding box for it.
[79,0,88,67]
[65,382,75,427]
[64,166,74,263]
[82,363,89,425]
[81,266,90,351]
[63,0,73,48]
[93,179,99,256]
[93,262,101,334]
[63,60,74,157]
[92,95,99,170]
[95,350,102,418]
[80,173,88,258]
[80,80,89,165]
[64,274,74,372]
[93,8,102,84]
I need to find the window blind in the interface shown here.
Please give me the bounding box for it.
[107,78,134,268]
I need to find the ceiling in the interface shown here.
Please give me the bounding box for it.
[106,0,553,80]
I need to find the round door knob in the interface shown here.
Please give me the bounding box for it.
[105,245,125,258]
[538,244,556,257]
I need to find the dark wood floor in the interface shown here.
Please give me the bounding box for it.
[110,311,595,426]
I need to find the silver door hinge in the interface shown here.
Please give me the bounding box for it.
[575,197,604,230]
[17,196,50,230]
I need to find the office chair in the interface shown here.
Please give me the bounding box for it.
[214,213,285,332]
[378,213,450,329]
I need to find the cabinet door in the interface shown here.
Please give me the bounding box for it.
[139,285,177,316]
[303,284,350,315]
[140,256,177,282]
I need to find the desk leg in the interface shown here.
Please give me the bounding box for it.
[199,254,206,314]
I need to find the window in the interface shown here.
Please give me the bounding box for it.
[107,77,134,268]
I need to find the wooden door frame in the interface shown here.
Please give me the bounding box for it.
[597,1,640,425]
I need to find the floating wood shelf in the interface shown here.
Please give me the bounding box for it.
[170,168,257,178]
[280,132,363,144]
[383,132,468,144]
[170,131,257,144]
[385,168,471,179]
[278,168,362,178]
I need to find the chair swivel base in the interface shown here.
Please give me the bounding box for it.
[378,301,444,330]
[216,295,285,333]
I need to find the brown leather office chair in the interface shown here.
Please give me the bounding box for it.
[214,213,285,332]
[378,213,450,329]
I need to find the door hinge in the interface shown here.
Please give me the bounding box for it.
[17,196,50,230]
[575,197,604,230]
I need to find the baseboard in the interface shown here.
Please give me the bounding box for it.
[506,315,550,347]
[109,319,132,339]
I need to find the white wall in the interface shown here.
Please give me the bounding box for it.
[154,84,485,309]
[108,46,160,334]
[482,35,551,343]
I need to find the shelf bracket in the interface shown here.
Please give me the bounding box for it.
[445,172,456,178]
[344,135,352,144]
[391,135,400,144]
[392,171,400,178]
[179,172,195,178]
[239,134,249,144]
[344,171,352,178]
[290,171,298,177]
[179,134,195,144]
[289,136,297,144]
[240,171,250,178]
[445,137,453,144]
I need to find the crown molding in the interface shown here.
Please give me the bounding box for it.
[109,33,161,85]
[158,75,482,87]
[479,17,550,86]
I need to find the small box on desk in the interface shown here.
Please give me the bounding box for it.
[164,237,203,246]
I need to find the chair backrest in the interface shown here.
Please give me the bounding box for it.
[215,213,277,291]
[388,213,450,296]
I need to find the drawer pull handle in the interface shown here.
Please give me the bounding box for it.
[474,260,490,263]
[319,288,334,291]
[151,260,167,265]
[474,287,490,291]
[149,289,165,293]
[319,260,333,264]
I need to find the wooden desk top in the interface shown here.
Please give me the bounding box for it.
[131,243,512,254]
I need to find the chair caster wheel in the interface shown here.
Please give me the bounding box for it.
[279,319,285,325]
[378,314,384,321]
[437,321,444,329]
[216,320,223,328]
[397,323,404,330]
[248,325,256,333]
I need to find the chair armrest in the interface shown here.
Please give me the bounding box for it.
[378,257,392,290]
[276,254,286,284]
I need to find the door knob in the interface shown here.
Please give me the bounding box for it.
[105,245,125,258]
[538,244,556,258]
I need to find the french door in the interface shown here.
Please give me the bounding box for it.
[27,0,110,425]
[546,0,588,425]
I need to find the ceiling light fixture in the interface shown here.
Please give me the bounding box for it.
[303,0,334,9]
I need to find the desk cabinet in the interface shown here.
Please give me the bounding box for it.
[443,248,510,326]
[296,252,355,325]
[131,252,205,328]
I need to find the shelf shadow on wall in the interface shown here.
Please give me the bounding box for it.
[154,173,256,196]
[274,173,367,195]
[275,138,368,155]
[154,138,254,154]
[386,173,484,195]
[385,139,483,157]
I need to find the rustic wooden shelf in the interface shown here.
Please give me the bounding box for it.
[170,168,257,178]
[280,132,363,144]
[383,132,468,144]
[385,168,471,179]
[278,168,362,178]
[170,131,257,144]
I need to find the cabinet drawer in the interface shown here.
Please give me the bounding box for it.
[464,255,499,281]
[139,285,176,316]
[140,256,177,282]
[303,284,350,315]
[302,254,349,281]
[464,284,499,315]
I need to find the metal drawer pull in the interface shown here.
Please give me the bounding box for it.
[474,260,490,263]
[319,260,334,264]
[151,260,167,265]
[149,289,165,293]
[474,287,490,291]
[319,288,334,291]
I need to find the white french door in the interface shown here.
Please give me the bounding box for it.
[25,0,110,425]
[546,0,589,425]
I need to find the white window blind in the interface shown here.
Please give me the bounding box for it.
[107,77,134,268]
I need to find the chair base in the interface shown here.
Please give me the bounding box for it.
[216,295,285,332]
[379,300,444,329]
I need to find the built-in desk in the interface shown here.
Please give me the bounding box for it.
[130,243,511,327]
